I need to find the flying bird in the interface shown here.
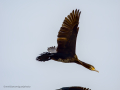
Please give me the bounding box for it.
[36,9,99,72]
[56,86,91,90]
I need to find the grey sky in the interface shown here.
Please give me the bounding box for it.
[0,0,120,90]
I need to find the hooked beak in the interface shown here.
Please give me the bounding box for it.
[94,69,99,73]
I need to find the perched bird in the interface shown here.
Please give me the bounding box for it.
[56,86,91,90]
[36,9,99,72]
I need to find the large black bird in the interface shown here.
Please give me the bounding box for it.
[36,9,99,72]
[56,86,91,90]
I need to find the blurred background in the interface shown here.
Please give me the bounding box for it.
[0,0,120,90]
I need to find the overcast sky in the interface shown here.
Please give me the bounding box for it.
[0,0,120,90]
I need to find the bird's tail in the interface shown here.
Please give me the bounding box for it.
[36,52,53,62]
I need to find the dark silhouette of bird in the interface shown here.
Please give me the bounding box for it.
[56,86,91,90]
[36,9,99,72]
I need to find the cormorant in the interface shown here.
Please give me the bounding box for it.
[36,9,99,72]
[56,86,91,90]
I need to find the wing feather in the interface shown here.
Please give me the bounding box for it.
[57,9,81,55]
[47,46,57,53]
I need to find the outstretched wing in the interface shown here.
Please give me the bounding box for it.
[57,9,81,55]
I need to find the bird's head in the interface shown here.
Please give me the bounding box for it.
[76,60,99,73]
[89,65,99,73]
[82,61,99,72]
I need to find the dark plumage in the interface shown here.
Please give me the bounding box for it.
[56,86,91,90]
[36,9,99,72]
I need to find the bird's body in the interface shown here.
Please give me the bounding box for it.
[47,46,78,63]
[38,51,78,63]
[36,9,99,72]
[52,53,78,63]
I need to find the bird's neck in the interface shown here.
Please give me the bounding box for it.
[75,60,90,69]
